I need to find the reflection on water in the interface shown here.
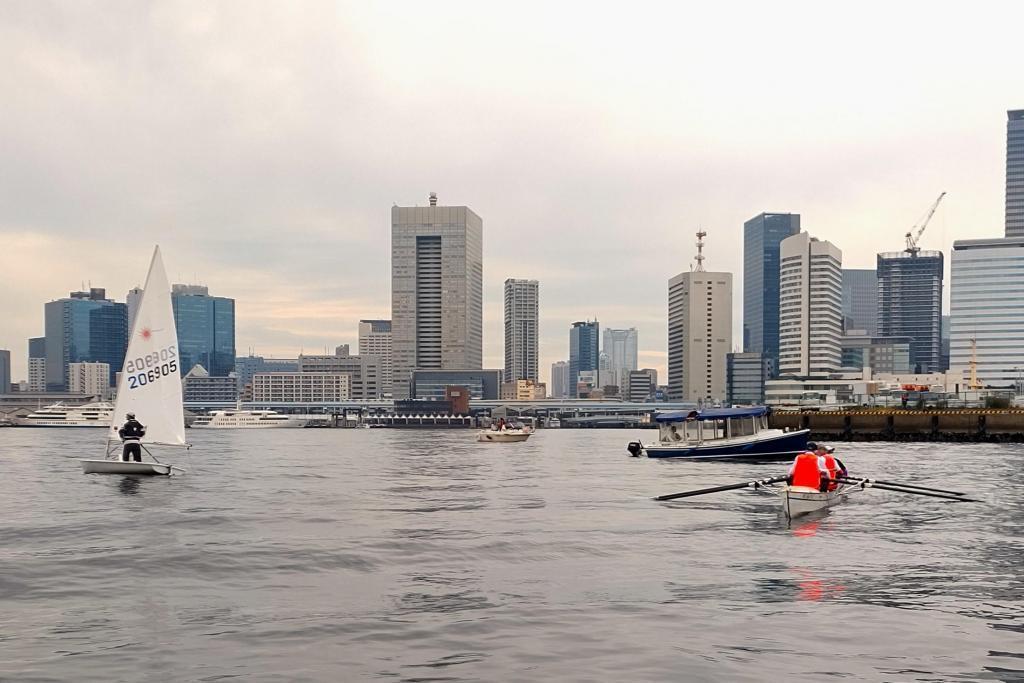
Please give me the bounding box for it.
[117,476,141,495]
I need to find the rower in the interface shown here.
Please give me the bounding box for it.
[787,442,829,492]
[814,444,847,490]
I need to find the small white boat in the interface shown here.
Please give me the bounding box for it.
[778,485,848,519]
[79,246,190,476]
[477,427,532,443]
[191,409,306,429]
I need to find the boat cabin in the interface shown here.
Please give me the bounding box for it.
[655,407,770,444]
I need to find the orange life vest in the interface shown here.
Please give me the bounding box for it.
[822,454,839,491]
[791,452,824,488]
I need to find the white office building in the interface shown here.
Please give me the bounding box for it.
[358,320,393,397]
[778,232,843,377]
[550,360,569,398]
[503,279,539,383]
[28,357,47,393]
[603,327,638,393]
[68,362,110,396]
[251,372,351,403]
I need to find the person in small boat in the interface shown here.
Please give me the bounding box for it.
[787,442,830,492]
[815,444,847,491]
[118,413,146,462]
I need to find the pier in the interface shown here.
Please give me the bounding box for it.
[770,409,1024,442]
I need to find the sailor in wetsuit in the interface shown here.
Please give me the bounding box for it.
[119,413,146,462]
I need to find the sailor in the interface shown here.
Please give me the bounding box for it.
[118,413,146,462]
[787,442,830,492]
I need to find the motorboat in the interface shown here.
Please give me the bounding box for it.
[477,425,532,442]
[628,406,808,461]
[17,402,114,427]
[190,409,307,429]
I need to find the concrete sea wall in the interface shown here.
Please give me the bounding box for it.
[770,410,1024,442]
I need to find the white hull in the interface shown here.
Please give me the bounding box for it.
[191,420,306,429]
[80,459,176,475]
[780,486,845,518]
[15,421,111,428]
[477,430,532,443]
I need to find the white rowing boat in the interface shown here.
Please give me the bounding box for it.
[778,484,849,519]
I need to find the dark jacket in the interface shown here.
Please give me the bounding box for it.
[119,419,146,441]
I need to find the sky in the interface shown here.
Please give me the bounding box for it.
[1,1,1021,385]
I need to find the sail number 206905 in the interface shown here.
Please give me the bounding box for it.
[125,345,178,390]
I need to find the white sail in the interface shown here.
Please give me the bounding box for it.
[107,246,187,446]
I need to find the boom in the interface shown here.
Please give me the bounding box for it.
[905,192,946,255]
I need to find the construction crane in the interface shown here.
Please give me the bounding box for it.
[904,191,946,256]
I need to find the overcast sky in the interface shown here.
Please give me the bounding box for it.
[2,1,1021,385]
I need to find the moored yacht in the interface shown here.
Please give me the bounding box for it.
[190,409,307,429]
[16,402,114,427]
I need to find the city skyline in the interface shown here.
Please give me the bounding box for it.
[1,4,1022,386]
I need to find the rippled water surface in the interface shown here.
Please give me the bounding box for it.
[1,428,1023,681]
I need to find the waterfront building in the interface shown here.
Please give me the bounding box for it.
[840,332,912,374]
[45,288,127,390]
[0,350,10,393]
[842,269,878,334]
[603,327,638,393]
[726,352,770,405]
[877,251,943,373]
[626,369,657,403]
[550,360,569,399]
[358,320,393,396]
[171,284,236,378]
[409,368,502,400]
[251,372,350,403]
[951,237,1024,387]
[182,364,239,402]
[569,321,600,398]
[499,379,547,400]
[391,193,483,399]
[126,286,144,333]
[778,233,843,377]
[667,233,732,402]
[68,362,110,397]
[235,355,299,392]
[27,337,46,393]
[1007,110,1024,237]
[743,212,800,372]
[503,279,539,383]
[297,348,381,400]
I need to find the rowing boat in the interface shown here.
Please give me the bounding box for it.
[778,485,849,519]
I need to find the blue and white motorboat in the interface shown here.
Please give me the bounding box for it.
[627,407,808,461]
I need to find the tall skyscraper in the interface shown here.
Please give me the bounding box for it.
[171,284,236,377]
[951,237,1024,387]
[841,269,878,334]
[778,233,843,377]
[359,320,393,396]
[28,337,46,392]
[391,193,483,399]
[667,233,732,401]
[503,279,539,383]
[44,288,127,390]
[0,349,10,393]
[602,328,638,391]
[550,360,569,399]
[1007,110,1024,238]
[743,213,800,372]
[568,321,599,398]
[877,251,943,373]
[126,286,144,333]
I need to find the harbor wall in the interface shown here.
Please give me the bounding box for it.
[770,409,1024,442]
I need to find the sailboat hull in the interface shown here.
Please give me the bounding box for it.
[80,460,174,475]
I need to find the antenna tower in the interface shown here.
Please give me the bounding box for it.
[694,229,707,272]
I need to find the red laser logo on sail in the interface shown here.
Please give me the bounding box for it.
[140,328,152,341]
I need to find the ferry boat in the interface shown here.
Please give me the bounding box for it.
[16,402,115,427]
[627,407,808,461]
[190,409,307,429]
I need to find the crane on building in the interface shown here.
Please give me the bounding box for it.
[904,191,946,256]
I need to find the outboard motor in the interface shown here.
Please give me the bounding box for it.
[626,441,643,458]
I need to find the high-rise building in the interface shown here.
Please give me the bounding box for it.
[171,284,236,378]
[726,352,770,405]
[28,337,46,393]
[1007,110,1024,238]
[126,286,144,333]
[568,321,599,398]
[626,368,657,402]
[743,213,800,372]
[503,279,539,383]
[951,237,1024,387]
[842,269,878,334]
[358,320,393,396]
[0,349,10,393]
[667,259,732,402]
[68,361,111,397]
[550,360,569,399]
[877,251,943,373]
[391,193,483,399]
[44,288,127,391]
[602,328,638,392]
[778,233,843,377]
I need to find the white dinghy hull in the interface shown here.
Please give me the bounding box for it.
[780,486,845,519]
[80,459,175,475]
[477,430,531,443]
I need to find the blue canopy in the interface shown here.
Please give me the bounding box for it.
[654,406,769,423]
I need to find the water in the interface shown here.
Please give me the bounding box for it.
[1,428,1022,682]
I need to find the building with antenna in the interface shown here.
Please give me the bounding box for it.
[667,230,733,402]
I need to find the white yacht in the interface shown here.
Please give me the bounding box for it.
[17,402,115,427]
[190,409,307,429]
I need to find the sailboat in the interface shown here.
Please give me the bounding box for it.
[80,246,190,475]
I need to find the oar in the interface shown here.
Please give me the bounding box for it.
[836,479,978,503]
[655,475,787,502]
[837,477,964,497]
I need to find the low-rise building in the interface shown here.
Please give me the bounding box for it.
[298,349,380,400]
[841,331,912,374]
[500,379,547,400]
[626,369,658,402]
[410,369,502,400]
[69,362,111,397]
[727,353,770,405]
[183,364,239,402]
[251,372,350,403]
